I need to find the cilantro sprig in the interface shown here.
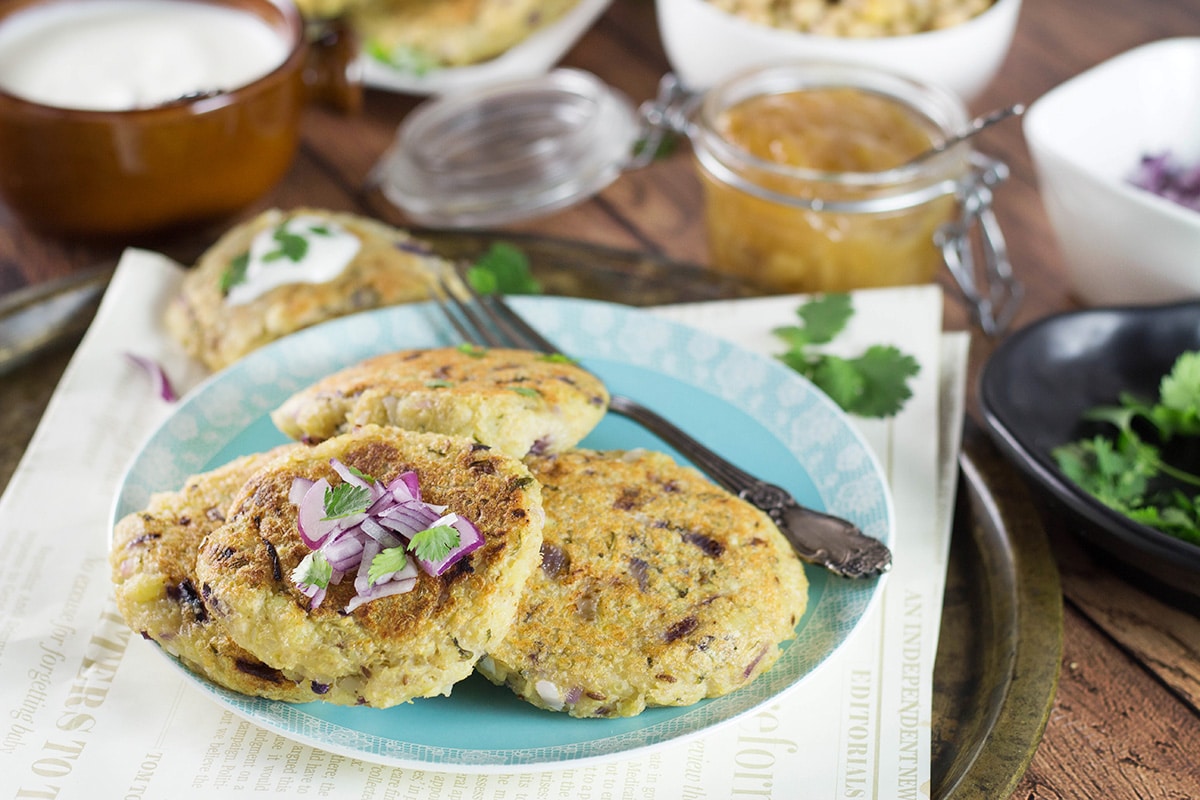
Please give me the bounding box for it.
[292,551,333,590]
[466,243,542,296]
[773,294,920,418]
[367,525,461,585]
[322,483,371,520]
[1053,351,1200,545]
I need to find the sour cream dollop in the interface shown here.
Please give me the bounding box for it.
[225,214,363,306]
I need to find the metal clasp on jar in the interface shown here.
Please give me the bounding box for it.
[937,152,1022,335]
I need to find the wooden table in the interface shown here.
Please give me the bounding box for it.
[3,1,1200,797]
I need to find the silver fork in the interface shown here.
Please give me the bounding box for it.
[433,276,892,579]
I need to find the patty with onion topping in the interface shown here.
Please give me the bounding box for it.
[107,445,361,703]
[476,448,809,718]
[271,346,610,458]
[194,425,544,708]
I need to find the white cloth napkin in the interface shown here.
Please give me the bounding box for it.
[0,249,966,799]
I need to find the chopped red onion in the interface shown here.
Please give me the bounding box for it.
[416,512,484,577]
[287,462,483,611]
[124,352,178,402]
[1129,151,1200,212]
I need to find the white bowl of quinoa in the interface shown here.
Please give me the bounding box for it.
[656,0,1022,101]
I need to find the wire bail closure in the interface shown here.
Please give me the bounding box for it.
[938,153,1023,336]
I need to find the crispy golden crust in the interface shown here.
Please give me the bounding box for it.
[194,426,544,708]
[271,347,610,458]
[164,208,451,371]
[478,448,808,718]
[297,0,582,67]
[107,446,352,703]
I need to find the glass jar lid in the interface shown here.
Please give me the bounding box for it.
[371,68,640,228]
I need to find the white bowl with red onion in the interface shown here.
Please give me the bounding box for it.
[1024,38,1200,307]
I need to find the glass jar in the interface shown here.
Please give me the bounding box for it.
[372,64,1020,334]
[694,63,963,292]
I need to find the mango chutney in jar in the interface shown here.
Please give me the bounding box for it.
[691,64,970,293]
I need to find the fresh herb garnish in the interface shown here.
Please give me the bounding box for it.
[773,294,920,418]
[408,524,461,563]
[322,483,371,520]
[538,353,578,365]
[368,546,409,585]
[219,252,250,293]
[265,225,309,263]
[458,343,488,358]
[366,40,439,75]
[367,524,461,585]
[508,386,540,398]
[466,243,542,296]
[1053,351,1200,545]
[346,465,376,483]
[291,551,332,590]
[425,379,455,388]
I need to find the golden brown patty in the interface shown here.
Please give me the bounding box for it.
[477,448,809,718]
[164,208,452,371]
[194,425,545,708]
[271,347,610,458]
[108,446,350,703]
[297,0,582,67]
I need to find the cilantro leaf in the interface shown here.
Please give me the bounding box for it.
[408,525,460,563]
[219,252,249,293]
[1154,351,1200,437]
[538,353,578,365]
[772,294,919,419]
[807,355,865,411]
[322,483,371,520]
[1053,349,1200,545]
[458,343,487,358]
[841,345,921,417]
[797,293,853,345]
[346,465,376,483]
[266,226,309,262]
[368,546,408,585]
[508,386,540,398]
[291,551,332,589]
[466,243,542,296]
[366,40,438,75]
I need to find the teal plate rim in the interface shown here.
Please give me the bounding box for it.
[111,295,894,772]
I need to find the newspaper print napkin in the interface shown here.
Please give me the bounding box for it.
[0,249,966,799]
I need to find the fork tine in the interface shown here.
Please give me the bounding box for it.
[434,274,504,347]
[482,293,562,355]
[449,270,563,355]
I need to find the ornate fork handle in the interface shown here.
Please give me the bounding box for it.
[608,395,892,579]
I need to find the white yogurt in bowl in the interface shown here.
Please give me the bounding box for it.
[0,0,290,110]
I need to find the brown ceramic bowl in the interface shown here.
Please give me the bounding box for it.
[0,0,358,238]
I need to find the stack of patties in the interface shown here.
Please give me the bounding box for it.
[112,344,810,716]
[111,426,545,707]
[269,346,810,718]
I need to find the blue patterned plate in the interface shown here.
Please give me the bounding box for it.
[113,296,892,771]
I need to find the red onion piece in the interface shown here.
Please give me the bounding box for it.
[296,478,336,548]
[289,477,314,506]
[417,513,485,577]
[288,467,484,610]
[345,577,417,612]
[124,352,178,402]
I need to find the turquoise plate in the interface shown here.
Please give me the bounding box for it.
[113,296,892,772]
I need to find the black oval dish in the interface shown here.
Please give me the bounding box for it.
[979,300,1200,599]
